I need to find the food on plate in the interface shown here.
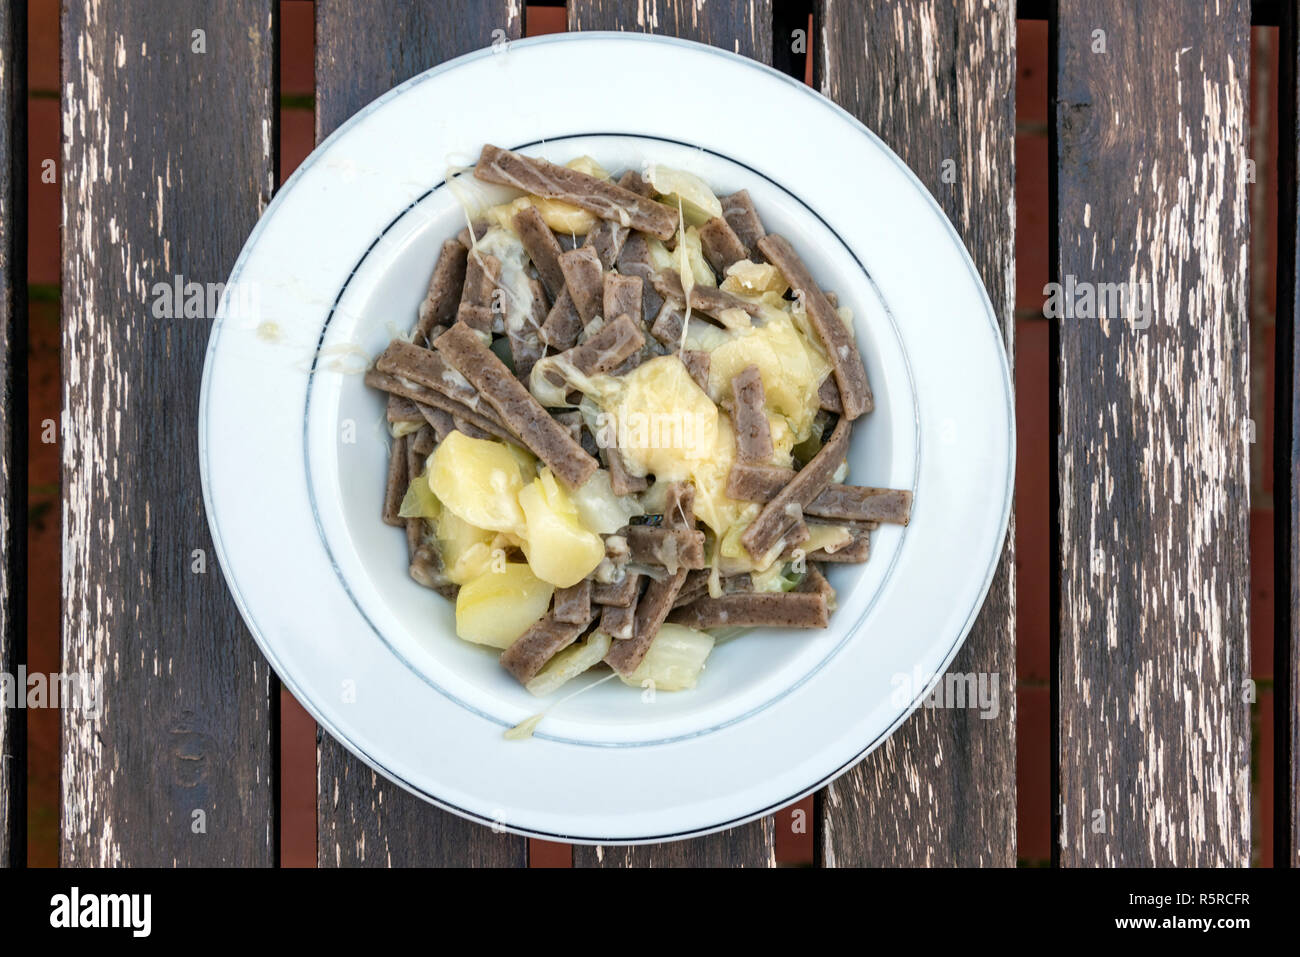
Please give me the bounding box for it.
[365,145,912,696]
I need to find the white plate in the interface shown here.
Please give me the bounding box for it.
[200,33,1013,843]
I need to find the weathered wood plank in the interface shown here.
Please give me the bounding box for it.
[566,0,776,870]
[314,0,527,867]
[813,0,1017,867]
[1278,0,1300,869]
[60,0,277,865]
[566,0,773,58]
[0,0,26,869]
[1055,0,1252,866]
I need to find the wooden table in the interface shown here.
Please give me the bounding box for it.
[0,0,1290,867]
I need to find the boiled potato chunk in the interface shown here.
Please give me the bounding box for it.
[518,469,605,587]
[617,624,715,691]
[428,431,526,534]
[435,508,497,584]
[455,563,554,649]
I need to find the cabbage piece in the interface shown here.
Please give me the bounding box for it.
[571,470,645,535]
[398,470,440,520]
[646,165,723,226]
[673,226,717,288]
[525,631,613,697]
[617,623,715,692]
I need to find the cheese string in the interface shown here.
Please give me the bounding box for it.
[504,670,620,740]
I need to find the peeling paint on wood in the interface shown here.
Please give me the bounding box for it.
[1055,0,1252,866]
[60,0,277,866]
[314,0,527,868]
[814,0,1018,867]
[567,0,777,870]
[0,0,26,869]
[566,0,773,60]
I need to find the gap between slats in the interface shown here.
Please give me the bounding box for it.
[0,0,29,870]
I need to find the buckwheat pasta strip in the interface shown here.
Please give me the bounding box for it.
[731,364,774,465]
[364,369,515,444]
[623,525,707,571]
[553,580,593,626]
[756,234,873,418]
[558,246,605,324]
[414,239,468,344]
[604,438,648,495]
[726,462,913,525]
[602,272,644,326]
[793,523,871,563]
[651,269,762,320]
[698,215,748,275]
[559,314,645,376]
[386,395,423,424]
[592,570,642,608]
[474,145,678,240]
[606,484,695,675]
[375,339,503,424]
[500,615,587,685]
[511,204,567,301]
[457,249,500,335]
[433,322,599,488]
[649,300,687,347]
[669,590,831,630]
[507,276,548,380]
[615,232,665,322]
[739,417,851,560]
[584,219,629,270]
[720,189,766,257]
[382,434,408,527]
[541,289,583,349]
[681,350,711,392]
[600,601,636,641]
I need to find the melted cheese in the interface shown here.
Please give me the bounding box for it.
[705,314,830,440]
[601,356,750,539]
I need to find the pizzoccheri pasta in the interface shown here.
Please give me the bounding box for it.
[366,145,912,696]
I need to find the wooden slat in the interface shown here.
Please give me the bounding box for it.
[1279,0,1300,868]
[566,0,777,870]
[0,0,25,869]
[1055,0,1252,866]
[60,0,277,865]
[812,0,1017,866]
[565,0,773,53]
[314,0,527,867]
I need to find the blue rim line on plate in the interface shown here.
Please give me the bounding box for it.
[301,130,920,748]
